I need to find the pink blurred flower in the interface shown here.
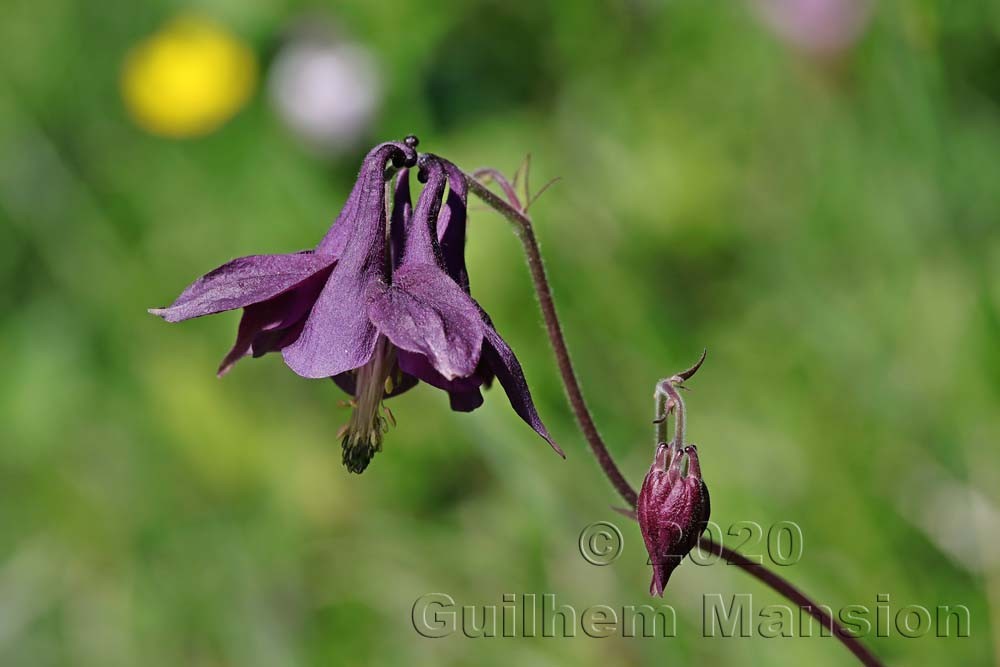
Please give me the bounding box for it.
[752,0,872,56]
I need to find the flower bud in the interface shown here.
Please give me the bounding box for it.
[637,442,710,596]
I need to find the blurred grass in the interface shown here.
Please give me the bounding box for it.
[1,0,999,665]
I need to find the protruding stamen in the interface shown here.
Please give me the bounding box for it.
[340,336,398,473]
[382,404,396,428]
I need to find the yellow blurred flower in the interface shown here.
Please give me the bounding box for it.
[121,15,257,138]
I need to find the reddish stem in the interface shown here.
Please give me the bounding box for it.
[465,169,885,667]
[466,175,637,507]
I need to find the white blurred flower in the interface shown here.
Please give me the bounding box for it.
[268,34,381,154]
[751,0,872,57]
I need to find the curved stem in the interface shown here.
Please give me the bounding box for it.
[654,391,670,444]
[466,169,884,667]
[466,174,637,507]
[472,168,522,210]
[705,539,883,667]
[656,379,686,447]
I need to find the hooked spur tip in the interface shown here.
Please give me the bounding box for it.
[683,445,702,478]
[666,442,685,473]
[390,137,419,168]
[416,153,439,183]
[417,153,434,183]
[392,151,418,169]
[653,442,670,470]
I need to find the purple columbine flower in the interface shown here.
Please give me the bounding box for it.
[149,137,561,472]
[637,442,711,596]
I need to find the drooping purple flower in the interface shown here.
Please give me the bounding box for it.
[149,138,561,472]
[377,154,561,458]
[637,442,711,596]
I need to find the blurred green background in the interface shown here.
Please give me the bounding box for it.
[1,0,998,665]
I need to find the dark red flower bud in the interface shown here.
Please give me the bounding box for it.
[637,442,711,596]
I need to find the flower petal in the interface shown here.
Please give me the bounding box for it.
[280,254,380,378]
[481,319,564,457]
[397,349,483,393]
[389,168,412,271]
[370,157,485,380]
[149,252,335,323]
[316,141,418,257]
[218,307,279,377]
[315,177,360,257]
[216,268,332,376]
[438,159,471,291]
[251,322,305,358]
[282,142,414,378]
[399,155,447,268]
[449,388,484,412]
[398,350,486,413]
[331,371,356,396]
[369,264,484,380]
